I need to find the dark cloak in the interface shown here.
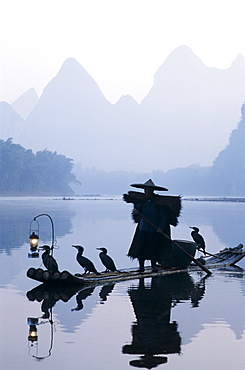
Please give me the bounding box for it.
[123,191,181,263]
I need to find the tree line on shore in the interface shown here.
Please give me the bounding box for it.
[0,138,78,195]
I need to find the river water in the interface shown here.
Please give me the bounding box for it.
[0,197,244,370]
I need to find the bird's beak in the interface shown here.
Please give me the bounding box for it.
[189,226,193,229]
[72,245,77,249]
[96,248,101,250]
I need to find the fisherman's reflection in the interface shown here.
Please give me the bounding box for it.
[123,273,206,369]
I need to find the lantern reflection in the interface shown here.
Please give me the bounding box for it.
[27,313,55,360]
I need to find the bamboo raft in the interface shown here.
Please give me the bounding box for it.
[26,243,244,288]
[202,243,245,268]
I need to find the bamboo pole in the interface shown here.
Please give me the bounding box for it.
[197,248,225,260]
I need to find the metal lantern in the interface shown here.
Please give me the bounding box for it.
[28,214,55,258]
[29,232,39,249]
[29,220,39,258]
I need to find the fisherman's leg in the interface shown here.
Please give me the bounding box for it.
[137,231,147,272]
[138,257,145,272]
[156,227,174,268]
[149,232,158,272]
[164,228,173,267]
[151,255,158,273]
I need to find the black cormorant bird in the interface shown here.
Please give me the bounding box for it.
[72,245,100,275]
[40,245,59,272]
[97,247,119,272]
[189,227,206,254]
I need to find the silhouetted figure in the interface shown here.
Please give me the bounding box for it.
[40,245,59,272]
[189,227,206,254]
[97,247,119,272]
[124,179,178,272]
[72,245,100,274]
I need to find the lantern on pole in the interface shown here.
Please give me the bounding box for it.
[28,214,56,258]
[29,220,39,258]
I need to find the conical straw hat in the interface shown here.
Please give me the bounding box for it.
[130,179,168,191]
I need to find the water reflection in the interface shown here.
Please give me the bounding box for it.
[99,283,115,302]
[27,299,56,361]
[26,281,116,359]
[27,311,56,361]
[26,283,80,360]
[70,283,115,311]
[122,273,206,368]
[71,287,95,311]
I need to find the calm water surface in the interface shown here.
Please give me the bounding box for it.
[0,197,244,370]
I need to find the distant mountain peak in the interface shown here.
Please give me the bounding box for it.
[168,45,195,56]
[60,57,84,70]
[115,94,138,107]
[58,57,92,79]
[38,57,107,105]
[154,45,205,80]
[11,88,39,119]
[230,54,245,69]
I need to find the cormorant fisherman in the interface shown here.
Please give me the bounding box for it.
[189,227,206,254]
[123,179,182,272]
[39,245,59,273]
[72,245,100,275]
[97,247,119,272]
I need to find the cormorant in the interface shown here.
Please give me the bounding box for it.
[189,227,206,254]
[97,247,119,272]
[72,245,100,275]
[40,245,59,272]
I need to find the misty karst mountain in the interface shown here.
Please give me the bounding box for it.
[0,102,24,141]
[209,103,245,195]
[140,47,245,169]
[71,99,245,196]
[11,87,38,120]
[17,46,245,173]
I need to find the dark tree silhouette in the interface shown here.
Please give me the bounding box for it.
[0,138,79,195]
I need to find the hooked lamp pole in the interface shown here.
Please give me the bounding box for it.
[28,213,55,258]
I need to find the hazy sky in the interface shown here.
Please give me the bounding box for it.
[1,0,245,104]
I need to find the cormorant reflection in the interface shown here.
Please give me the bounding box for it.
[71,287,95,311]
[26,284,80,360]
[170,272,206,308]
[122,273,206,369]
[71,283,115,310]
[99,283,115,303]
